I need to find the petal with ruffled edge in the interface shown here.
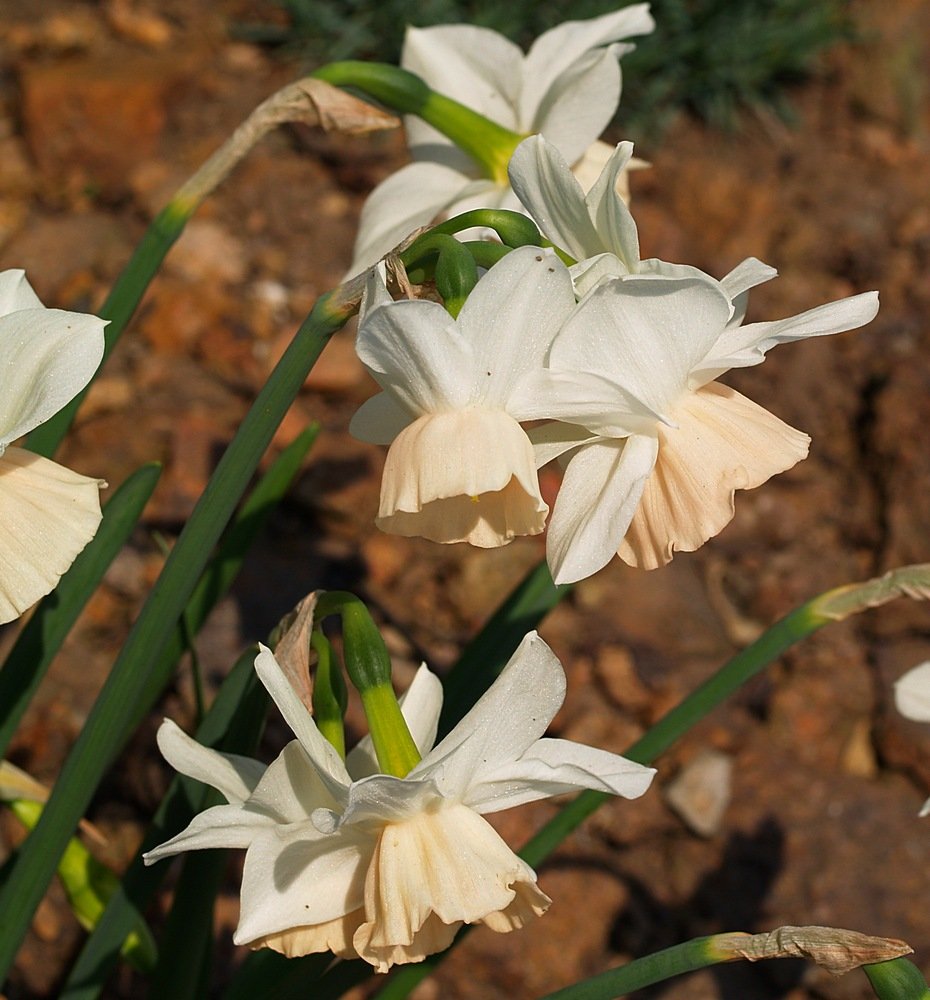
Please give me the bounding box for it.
[253,645,351,800]
[375,409,547,547]
[456,246,575,405]
[465,737,655,814]
[0,305,105,447]
[348,665,444,780]
[234,822,373,945]
[348,162,494,276]
[156,718,265,803]
[545,434,658,586]
[895,663,930,723]
[251,908,365,960]
[692,291,880,386]
[552,275,733,415]
[0,448,103,624]
[415,632,565,800]
[353,801,550,972]
[619,382,811,569]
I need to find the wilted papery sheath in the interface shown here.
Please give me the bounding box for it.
[349,6,654,273]
[144,632,655,971]
[0,270,106,623]
[350,246,577,548]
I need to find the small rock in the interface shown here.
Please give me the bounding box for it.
[664,748,733,838]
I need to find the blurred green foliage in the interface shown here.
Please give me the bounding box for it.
[244,0,852,136]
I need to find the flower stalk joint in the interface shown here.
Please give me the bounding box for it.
[312,61,524,183]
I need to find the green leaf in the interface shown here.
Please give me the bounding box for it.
[0,296,349,981]
[60,646,267,1000]
[7,799,156,974]
[58,427,319,999]
[0,464,161,760]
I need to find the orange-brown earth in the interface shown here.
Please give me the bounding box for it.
[0,2,929,998]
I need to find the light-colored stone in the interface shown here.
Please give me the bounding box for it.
[664,748,733,838]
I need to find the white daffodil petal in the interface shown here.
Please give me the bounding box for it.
[528,422,597,469]
[510,368,663,436]
[695,290,880,384]
[316,774,440,831]
[895,663,930,723]
[248,741,344,823]
[456,247,575,401]
[142,804,277,863]
[253,645,351,793]
[465,737,656,814]
[375,409,547,547]
[0,308,105,446]
[720,257,778,308]
[402,25,523,145]
[417,632,565,799]
[348,392,414,446]
[0,448,103,625]
[521,4,654,124]
[508,136,602,260]
[546,435,658,586]
[619,382,810,569]
[348,665,444,780]
[356,298,474,414]
[529,47,622,168]
[587,141,640,268]
[235,824,372,944]
[553,276,733,414]
[348,162,475,276]
[354,802,549,973]
[156,718,265,803]
[0,270,44,314]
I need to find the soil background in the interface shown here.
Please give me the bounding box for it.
[1,2,929,999]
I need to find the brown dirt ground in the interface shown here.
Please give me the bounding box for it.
[1,1,929,998]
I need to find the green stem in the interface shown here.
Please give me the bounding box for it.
[521,599,821,867]
[313,62,523,183]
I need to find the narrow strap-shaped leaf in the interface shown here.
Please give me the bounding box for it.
[539,927,916,999]
[0,294,350,980]
[61,646,267,1000]
[0,463,161,759]
[142,423,321,714]
[365,565,930,1000]
[26,212,193,458]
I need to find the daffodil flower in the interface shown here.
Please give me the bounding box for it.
[895,662,930,816]
[509,134,711,294]
[516,274,880,583]
[144,632,655,971]
[349,6,654,273]
[0,270,106,623]
[349,246,577,547]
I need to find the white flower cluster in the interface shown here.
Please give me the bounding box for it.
[145,6,886,980]
[352,135,878,584]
